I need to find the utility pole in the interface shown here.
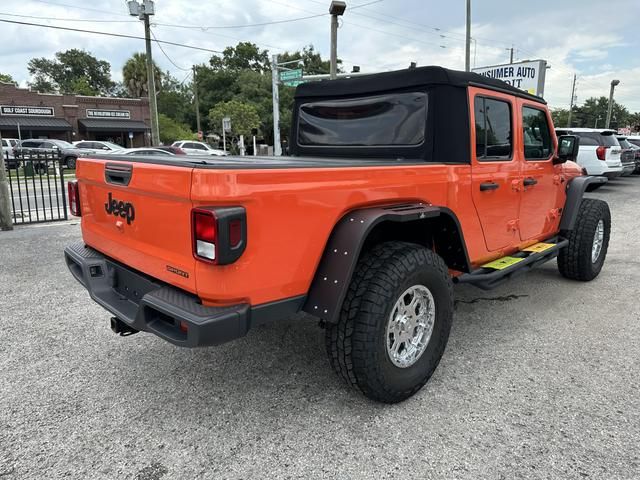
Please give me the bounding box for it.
[509,46,514,64]
[271,54,282,156]
[465,0,471,71]
[567,74,576,128]
[129,1,159,146]
[0,130,13,231]
[193,65,201,139]
[605,79,620,129]
[329,1,346,79]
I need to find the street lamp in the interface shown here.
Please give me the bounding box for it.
[329,1,346,79]
[605,79,620,129]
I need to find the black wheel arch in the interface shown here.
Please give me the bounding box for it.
[559,176,608,231]
[302,203,470,324]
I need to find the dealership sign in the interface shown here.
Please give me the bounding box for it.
[473,59,547,97]
[86,109,131,119]
[1,105,54,116]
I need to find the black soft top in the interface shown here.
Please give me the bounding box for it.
[295,65,545,104]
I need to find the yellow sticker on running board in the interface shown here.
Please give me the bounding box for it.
[482,256,524,270]
[522,242,555,253]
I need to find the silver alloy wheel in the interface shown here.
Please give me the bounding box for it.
[592,219,605,263]
[386,285,435,368]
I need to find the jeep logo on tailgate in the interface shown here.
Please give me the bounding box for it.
[105,192,135,225]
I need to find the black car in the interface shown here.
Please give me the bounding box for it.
[16,139,86,169]
[617,136,640,174]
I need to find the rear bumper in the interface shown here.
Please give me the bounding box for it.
[64,242,303,347]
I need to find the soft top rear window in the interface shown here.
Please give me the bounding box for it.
[297,92,427,147]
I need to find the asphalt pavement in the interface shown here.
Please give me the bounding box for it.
[1,177,638,480]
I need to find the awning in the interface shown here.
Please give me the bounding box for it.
[79,118,149,132]
[0,116,72,131]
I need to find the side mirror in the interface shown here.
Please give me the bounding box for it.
[554,135,579,164]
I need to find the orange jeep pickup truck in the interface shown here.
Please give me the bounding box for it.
[65,67,610,403]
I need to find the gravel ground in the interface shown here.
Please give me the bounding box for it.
[1,177,639,480]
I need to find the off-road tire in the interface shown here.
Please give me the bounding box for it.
[558,198,610,281]
[65,156,77,170]
[325,241,453,403]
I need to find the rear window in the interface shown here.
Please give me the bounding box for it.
[617,138,631,148]
[474,96,512,160]
[297,92,427,147]
[577,132,619,147]
[628,138,640,147]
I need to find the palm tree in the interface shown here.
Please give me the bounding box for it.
[122,53,161,98]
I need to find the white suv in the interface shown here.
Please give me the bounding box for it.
[555,128,623,178]
[171,140,228,156]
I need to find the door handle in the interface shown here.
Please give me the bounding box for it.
[480,182,499,191]
[523,177,538,187]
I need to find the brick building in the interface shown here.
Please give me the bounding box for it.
[0,82,150,147]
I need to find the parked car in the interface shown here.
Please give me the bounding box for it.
[16,139,86,169]
[107,148,176,156]
[555,128,623,179]
[1,138,20,169]
[171,140,228,156]
[65,65,609,403]
[73,140,123,154]
[155,146,187,155]
[617,136,640,174]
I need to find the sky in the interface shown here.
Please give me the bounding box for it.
[0,0,639,113]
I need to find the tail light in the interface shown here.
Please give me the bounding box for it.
[191,206,246,264]
[596,146,607,161]
[68,181,81,216]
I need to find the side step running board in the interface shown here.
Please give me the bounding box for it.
[454,238,569,290]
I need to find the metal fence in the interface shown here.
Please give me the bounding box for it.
[4,151,69,225]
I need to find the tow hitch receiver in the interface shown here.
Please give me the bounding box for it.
[110,317,139,336]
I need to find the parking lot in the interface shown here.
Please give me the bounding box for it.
[1,178,638,480]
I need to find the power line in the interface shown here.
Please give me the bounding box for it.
[30,0,130,18]
[149,28,192,71]
[0,12,137,23]
[0,18,224,54]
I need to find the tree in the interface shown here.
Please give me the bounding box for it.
[572,96,629,129]
[209,100,260,138]
[278,45,341,75]
[551,108,570,128]
[209,42,270,73]
[158,113,193,145]
[158,71,195,128]
[122,53,161,98]
[27,49,115,95]
[0,73,16,85]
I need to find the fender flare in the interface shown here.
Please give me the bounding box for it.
[302,203,469,324]
[559,176,607,231]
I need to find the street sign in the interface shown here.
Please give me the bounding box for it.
[279,68,302,83]
[283,79,305,87]
[222,117,231,132]
[473,59,547,97]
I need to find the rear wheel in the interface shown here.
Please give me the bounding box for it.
[65,156,76,169]
[325,241,453,403]
[558,198,610,281]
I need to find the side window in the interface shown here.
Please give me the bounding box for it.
[522,106,552,160]
[192,143,207,150]
[183,143,196,149]
[76,142,90,148]
[474,96,512,161]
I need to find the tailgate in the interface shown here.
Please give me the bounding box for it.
[78,159,197,293]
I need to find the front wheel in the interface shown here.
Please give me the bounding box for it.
[325,242,453,403]
[558,198,611,281]
[65,156,76,169]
